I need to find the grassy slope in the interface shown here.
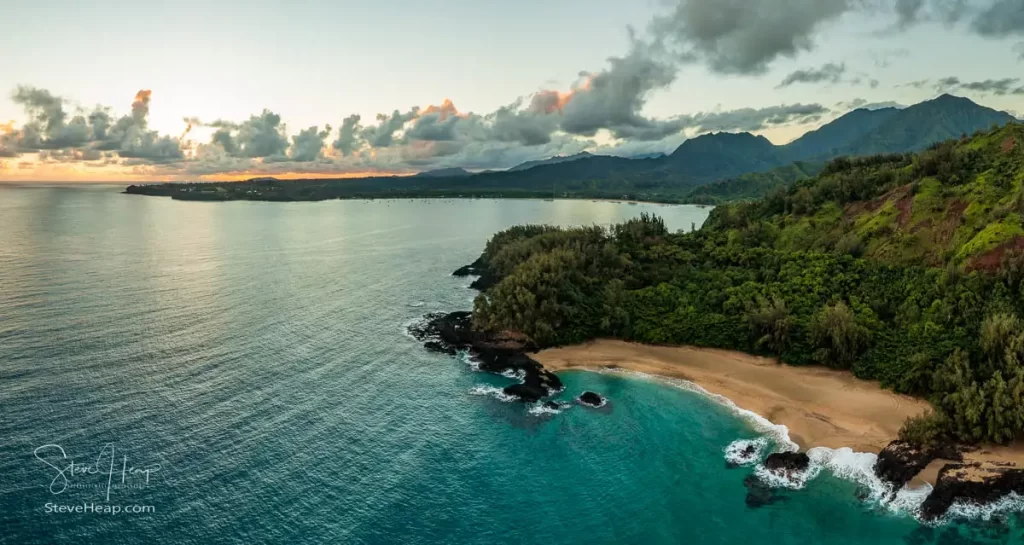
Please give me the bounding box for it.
[714,124,1024,271]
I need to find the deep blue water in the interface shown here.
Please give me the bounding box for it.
[1,185,1021,544]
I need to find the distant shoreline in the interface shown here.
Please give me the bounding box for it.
[123,185,708,206]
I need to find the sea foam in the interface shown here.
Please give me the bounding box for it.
[590,368,941,519]
[725,437,769,467]
[468,385,517,403]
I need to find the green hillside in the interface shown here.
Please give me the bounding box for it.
[469,123,1024,446]
[714,123,1024,270]
[683,161,822,205]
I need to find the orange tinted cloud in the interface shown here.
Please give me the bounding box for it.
[198,170,407,182]
[529,75,593,114]
[132,90,152,122]
[420,98,462,120]
[1,120,14,134]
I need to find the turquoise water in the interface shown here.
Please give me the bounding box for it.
[0,185,1018,544]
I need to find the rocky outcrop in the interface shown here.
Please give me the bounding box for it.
[872,440,967,510]
[577,391,606,407]
[763,452,810,477]
[452,258,500,291]
[873,441,954,490]
[410,311,559,402]
[452,258,486,278]
[725,442,760,469]
[920,462,1024,520]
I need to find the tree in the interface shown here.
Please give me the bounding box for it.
[745,295,792,355]
[980,313,1021,363]
[810,301,870,369]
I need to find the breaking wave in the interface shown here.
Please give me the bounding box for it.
[468,385,517,403]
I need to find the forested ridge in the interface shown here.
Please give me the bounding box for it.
[470,123,1024,446]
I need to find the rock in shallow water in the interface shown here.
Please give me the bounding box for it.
[763,452,810,474]
[577,391,605,407]
[543,401,569,411]
[503,383,549,403]
[743,474,786,508]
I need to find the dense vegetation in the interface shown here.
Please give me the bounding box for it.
[684,161,821,205]
[127,95,1016,205]
[471,123,1024,446]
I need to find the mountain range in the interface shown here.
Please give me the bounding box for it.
[127,94,1021,203]
[448,93,1017,192]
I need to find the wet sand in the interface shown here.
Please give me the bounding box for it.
[535,340,930,454]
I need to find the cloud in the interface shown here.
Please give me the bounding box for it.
[971,0,1024,37]
[895,0,1024,36]
[868,48,910,68]
[902,78,932,89]
[232,110,290,158]
[558,45,681,139]
[10,86,94,150]
[680,103,829,132]
[937,76,1024,95]
[332,115,363,156]
[895,0,926,26]
[360,108,418,148]
[5,86,186,163]
[861,101,906,110]
[641,0,1024,76]
[837,98,868,110]
[649,0,853,75]
[404,100,463,142]
[777,62,846,87]
[287,125,331,162]
[484,99,562,145]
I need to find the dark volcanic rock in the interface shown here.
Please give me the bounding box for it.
[452,256,487,277]
[543,401,568,411]
[726,443,760,469]
[743,474,785,508]
[874,440,963,490]
[577,391,605,407]
[920,463,1024,520]
[874,441,937,490]
[409,310,560,404]
[763,452,810,474]
[452,257,500,291]
[503,383,548,403]
[468,274,499,292]
[409,311,474,354]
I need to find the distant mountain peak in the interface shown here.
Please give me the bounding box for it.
[414,167,472,178]
[508,151,595,172]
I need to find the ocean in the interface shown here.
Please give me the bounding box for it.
[0,184,1019,544]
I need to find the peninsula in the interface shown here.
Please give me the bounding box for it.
[414,122,1024,519]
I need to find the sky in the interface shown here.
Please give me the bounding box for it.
[1,0,1024,182]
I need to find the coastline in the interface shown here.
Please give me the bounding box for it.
[536,339,1024,490]
[535,341,929,456]
[123,185,701,206]
[535,339,928,453]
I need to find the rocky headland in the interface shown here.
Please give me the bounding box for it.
[420,256,1024,521]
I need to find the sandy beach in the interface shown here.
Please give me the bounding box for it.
[535,340,930,454]
[537,340,1024,490]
